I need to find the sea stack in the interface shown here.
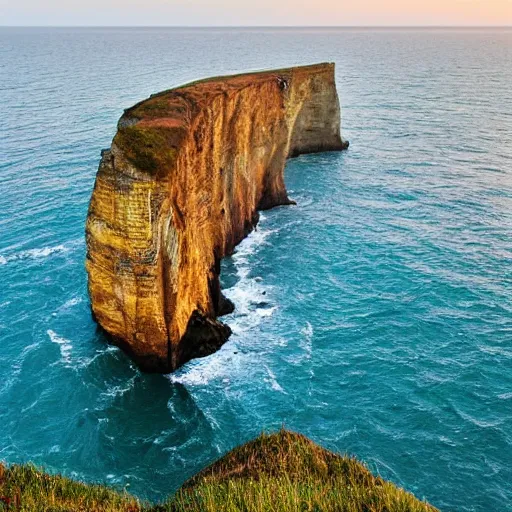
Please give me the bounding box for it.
[86,63,348,373]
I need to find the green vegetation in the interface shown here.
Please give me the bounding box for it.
[114,126,180,175]
[129,98,175,118]
[0,430,437,512]
[114,63,337,176]
[0,463,141,512]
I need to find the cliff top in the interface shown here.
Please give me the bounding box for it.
[123,62,335,120]
[113,63,335,175]
[0,429,437,511]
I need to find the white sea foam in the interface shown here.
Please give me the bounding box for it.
[53,296,83,317]
[0,244,70,265]
[62,297,82,309]
[52,296,84,317]
[100,377,137,399]
[47,329,73,364]
[169,345,238,386]
[298,321,315,380]
[299,321,313,357]
[223,217,278,336]
[170,216,279,387]
[264,365,286,394]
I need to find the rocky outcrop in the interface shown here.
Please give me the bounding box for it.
[86,63,348,373]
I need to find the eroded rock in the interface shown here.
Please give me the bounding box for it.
[86,63,348,372]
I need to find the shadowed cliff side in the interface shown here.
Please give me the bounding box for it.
[86,63,349,373]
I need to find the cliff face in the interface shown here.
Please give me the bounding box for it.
[86,63,348,373]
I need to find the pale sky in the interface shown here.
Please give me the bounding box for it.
[1,0,511,26]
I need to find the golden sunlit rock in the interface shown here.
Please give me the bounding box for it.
[86,63,348,373]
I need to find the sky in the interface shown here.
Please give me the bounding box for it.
[1,0,511,26]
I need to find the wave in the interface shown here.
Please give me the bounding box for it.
[285,322,314,379]
[52,296,84,317]
[62,297,82,309]
[47,329,73,365]
[300,321,313,354]
[169,347,235,386]
[100,375,137,400]
[170,215,279,387]
[264,365,286,394]
[0,244,70,265]
[223,214,278,336]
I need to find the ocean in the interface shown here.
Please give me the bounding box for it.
[1,27,511,511]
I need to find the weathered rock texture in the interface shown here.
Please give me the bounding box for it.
[86,62,348,373]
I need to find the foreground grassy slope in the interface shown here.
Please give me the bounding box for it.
[0,430,437,512]
[0,463,141,512]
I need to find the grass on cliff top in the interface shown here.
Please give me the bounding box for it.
[113,126,179,175]
[0,430,437,512]
[0,463,141,512]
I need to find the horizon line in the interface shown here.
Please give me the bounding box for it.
[2,24,511,29]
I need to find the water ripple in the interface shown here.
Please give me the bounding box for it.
[1,27,511,512]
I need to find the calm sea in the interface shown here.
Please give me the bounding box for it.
[1,27,511,511]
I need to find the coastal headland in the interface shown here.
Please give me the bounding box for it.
[86,63,348,372]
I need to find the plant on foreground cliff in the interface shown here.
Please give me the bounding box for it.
[0,463,142,512]
[0,430,437,512]
[160,429,437,512]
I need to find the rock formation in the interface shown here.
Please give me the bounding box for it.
[86,62,348,373]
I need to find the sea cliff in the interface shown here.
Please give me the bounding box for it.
[0,430,436,511]
[86,63,348,372]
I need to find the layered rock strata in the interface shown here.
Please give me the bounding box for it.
[86,63,348,372]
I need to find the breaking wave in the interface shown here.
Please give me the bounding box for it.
[0,243,72,265]
[47,329,73,365]
[222,214,278,336]
[169,215,278,387]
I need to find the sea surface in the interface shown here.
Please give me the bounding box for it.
[1,27,511,511]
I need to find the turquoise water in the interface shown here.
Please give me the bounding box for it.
[1,27,511,511]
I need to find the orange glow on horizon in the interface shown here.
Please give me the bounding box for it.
[261,0,512,26]
[2,0,511,26]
